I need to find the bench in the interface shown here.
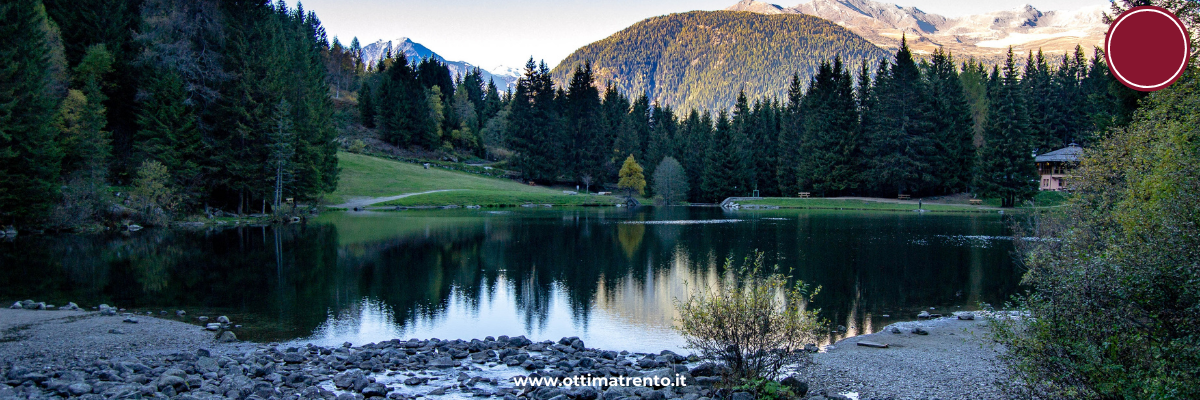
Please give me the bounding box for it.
[798,192,811,198]
[969,199,983,205]
[898,194,911,200]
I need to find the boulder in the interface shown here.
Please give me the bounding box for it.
[205,323,221,331]
[957,312,976,320]
[123,317,139,324]
[217,316,230,324]
[779,375,808,396]
[216,331,237,342]
[912,327,930,335]
[917,311,931,319]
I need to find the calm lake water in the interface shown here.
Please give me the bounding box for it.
[0,207,1021,353]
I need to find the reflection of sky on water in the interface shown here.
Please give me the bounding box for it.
[302,271,694,353]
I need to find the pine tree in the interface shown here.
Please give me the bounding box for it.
[861,36,934,196]
[564,62,604,182]
[134,70,204,201]
[974,47,1036,208]
[701,111,738,201]
[797,57,860,196]
[777,73,804,197]
[0,0,63,224]
[508,59,561,181]
[926,49,974,194]
[358,82,375,128]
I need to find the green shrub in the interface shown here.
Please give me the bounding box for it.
[991,72,1200,399]
[674,252,822,384]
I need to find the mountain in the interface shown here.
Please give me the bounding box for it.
[550,10,889,112]
[361,38,519,90]
[727,0,1108,62]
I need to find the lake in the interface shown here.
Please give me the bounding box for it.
[0,207,1021,353]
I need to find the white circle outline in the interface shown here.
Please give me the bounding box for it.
[1106,8,1190,90]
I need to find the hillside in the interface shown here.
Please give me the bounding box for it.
[728,0,1108,62]
[550,10,890,111]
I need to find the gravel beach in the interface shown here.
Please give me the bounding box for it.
[0,307,1007,399]
[801,313,1008,400]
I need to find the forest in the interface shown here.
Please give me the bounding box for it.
[0,0,349,228]
[358,37,1140,206]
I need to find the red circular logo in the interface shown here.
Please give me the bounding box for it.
[1105,6,1191,92]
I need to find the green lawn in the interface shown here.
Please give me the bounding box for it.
[331,152,621,207]
[737,198,997,213]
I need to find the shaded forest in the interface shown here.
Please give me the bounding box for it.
[1,0,350,227]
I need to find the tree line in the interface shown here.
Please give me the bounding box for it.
[1,0,343,227]
[491,38,1142,205]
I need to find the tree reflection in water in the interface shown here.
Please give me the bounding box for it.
[0,208,1021,352]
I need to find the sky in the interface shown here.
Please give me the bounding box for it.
[298,0,1112,70]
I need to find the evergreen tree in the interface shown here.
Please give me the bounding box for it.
[926,49,974,194]
[974,47,1036,208]
[797,57,860,196]
[134,70,204,201]
[358,82,375,128]
[508,59,561,181]
[701,111,739,201]
[679,109,710,202]
[861,37,934,195]
[1023,49,1058,152]
[777,73,804,197]
[564,62,604,182]
[0,0,63,224]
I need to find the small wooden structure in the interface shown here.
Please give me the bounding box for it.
[898,194,911,200]
[799,192,811,198]
[1035,143,1082,191]
[969,199,983,205]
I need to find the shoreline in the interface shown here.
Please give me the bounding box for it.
[0,309,1007,400]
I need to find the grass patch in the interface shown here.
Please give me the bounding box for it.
[377,190,618,207]
[331,152,620,206]
[738,198,995,213]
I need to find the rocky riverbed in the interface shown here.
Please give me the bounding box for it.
[0,306,1007,400]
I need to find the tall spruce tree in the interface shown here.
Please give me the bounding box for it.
[701,111,739,201]
[861,37,934,195]
[925,49,975,194]
[0,0,63,224]
[508,59,561,181]
[975,48,1036,208]
[564,62,604,182]
[797,57,860,196]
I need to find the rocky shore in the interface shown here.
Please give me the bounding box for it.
[0,306,1006,400]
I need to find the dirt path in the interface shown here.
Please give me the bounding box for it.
[330,189,460,209]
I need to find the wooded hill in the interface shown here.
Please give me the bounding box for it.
[550,11,890,111]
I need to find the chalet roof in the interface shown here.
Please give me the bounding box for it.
[1035,143,1082,163]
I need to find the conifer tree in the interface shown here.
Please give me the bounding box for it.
[797,57,860,196]
[134,70,203,201]
[0,0,63,224]
[861,37,934,195]
[701,111,739,201]
[777,73,804,197]
[926,49,974,194]
[564,62,604,182]
[974,47,1036,208]
[508,59,560,181]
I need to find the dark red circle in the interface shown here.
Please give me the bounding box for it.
[1106,6,1191,92]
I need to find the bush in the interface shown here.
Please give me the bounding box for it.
[674,252,822,384]
[347,139,366,153]
[129,160,178,226]
[991,72,1200,398]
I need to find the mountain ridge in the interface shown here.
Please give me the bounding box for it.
[550,10,890,112]
[727,0,1108,61]
[361,38,519,90]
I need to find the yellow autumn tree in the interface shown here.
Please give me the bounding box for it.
[617,155,646,196]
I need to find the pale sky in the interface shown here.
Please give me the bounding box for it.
[298,0,1112,70]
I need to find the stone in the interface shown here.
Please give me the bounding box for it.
[108,328,126,335]
[917,311,931,319]
[176,310,186,317]
[9,302,19,309]
[67,382,93,396]
[957,312,976,320]
[205,323,221,331]
[156,375,186,391]
[730,392,754,400]
[217,316,230,324]
[217,331,238,342]
[99,304,117,316]
[856,341,888,348]
[804,343,820,353]
[427,387,447,395]
[890,326,902,334]
[198,316,209,322]
[912,327,930,335]
[362,382,390,397]
[123,317,138,323]
[779,375,808,396]
[428,358,459,368]
[283,353,306,364]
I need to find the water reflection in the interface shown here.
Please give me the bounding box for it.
[0,208,1021,353]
